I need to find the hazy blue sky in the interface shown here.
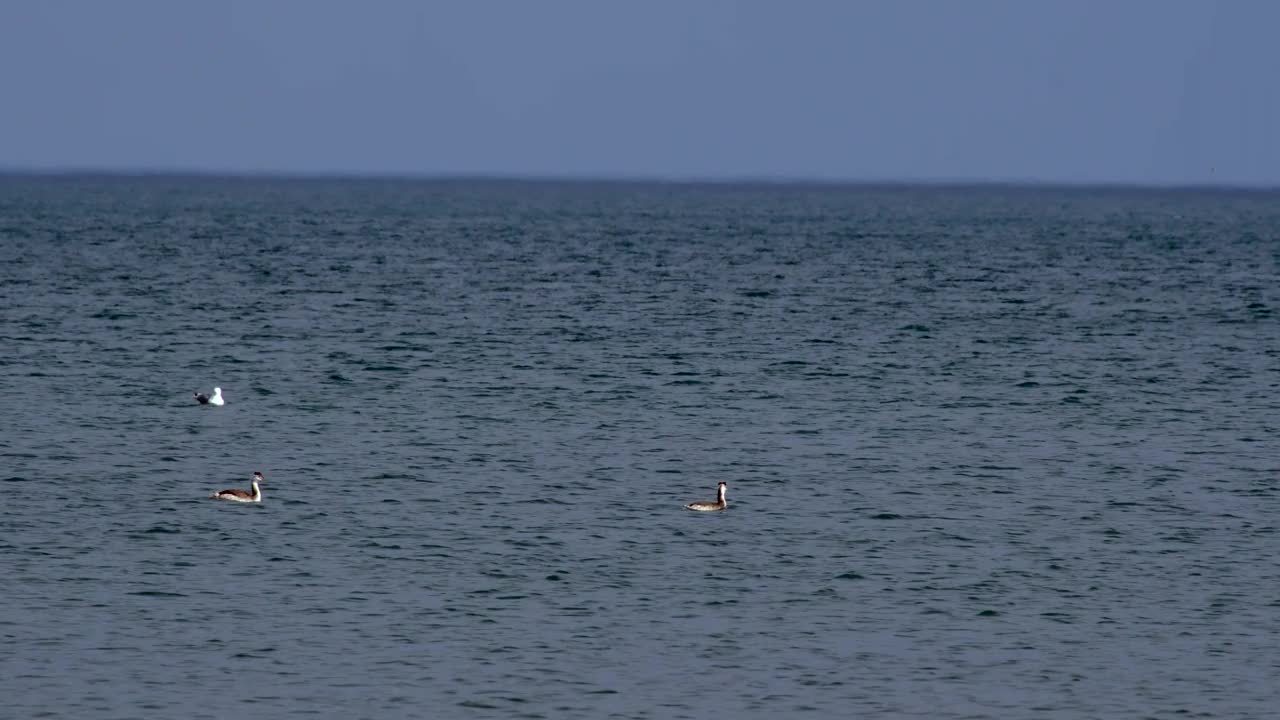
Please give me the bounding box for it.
[1,0,1276,184]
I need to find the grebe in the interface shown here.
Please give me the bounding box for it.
[194,387,225,406]
[211,472,264,502]
[685,481,727,512]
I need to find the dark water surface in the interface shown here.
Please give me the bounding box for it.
[2,176,1278,719]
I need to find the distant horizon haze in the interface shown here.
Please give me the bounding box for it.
[2,168,1275,192]
[1,0,1277,186]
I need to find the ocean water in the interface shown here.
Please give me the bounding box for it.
[2,176,1278,719]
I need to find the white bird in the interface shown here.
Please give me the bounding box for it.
[194,387,225,406]
[685,481,728,512]
[210,472,264,503]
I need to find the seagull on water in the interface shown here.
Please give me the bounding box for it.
[194,387,225,406]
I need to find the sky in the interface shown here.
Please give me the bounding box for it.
[1,0,1277,185]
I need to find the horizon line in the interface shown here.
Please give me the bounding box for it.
[0,165,1275,192]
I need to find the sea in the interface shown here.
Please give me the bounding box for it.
[1,175,1277,719]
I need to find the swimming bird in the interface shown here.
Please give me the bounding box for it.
[210,471,264,503]
[194,387,225,406]
[685,481,728,512]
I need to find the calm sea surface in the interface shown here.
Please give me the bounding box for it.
[2,176,1278,719]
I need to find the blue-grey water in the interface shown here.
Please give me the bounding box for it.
[2,176,1278,719]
